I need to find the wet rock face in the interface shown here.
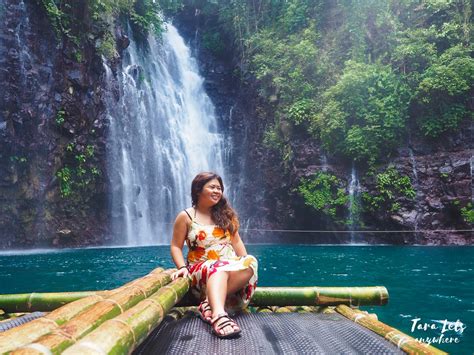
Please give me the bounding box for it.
[0,0,109,249]
[385,125,474,245]
[277,127,473,245]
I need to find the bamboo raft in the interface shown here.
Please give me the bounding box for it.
[0,268,446,354]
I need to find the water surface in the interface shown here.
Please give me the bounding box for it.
[0,245,472,354]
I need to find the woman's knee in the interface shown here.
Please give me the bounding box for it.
[230,268,253,282]
[241,267,254,277]
[207,270,229,284]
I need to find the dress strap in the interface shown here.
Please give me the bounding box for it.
[184,209,192,221]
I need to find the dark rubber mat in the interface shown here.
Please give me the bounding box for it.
[134,312,405,354]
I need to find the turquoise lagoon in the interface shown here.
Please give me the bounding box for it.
[0,245,472,354]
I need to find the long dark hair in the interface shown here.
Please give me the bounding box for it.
[191,172,239,235]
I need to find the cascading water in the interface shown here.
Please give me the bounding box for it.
[14,1,32,89]
[320,154,328,172]
[223,104,250,231]
[348,164,360,243]
[408,147,421,234]
[105,23,226,246]
[8,0,51,240]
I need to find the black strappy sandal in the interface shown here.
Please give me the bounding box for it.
[211,312,241,338]
[198,300,212,324]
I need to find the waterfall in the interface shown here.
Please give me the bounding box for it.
[408,148,421,233]
[321,154,328,172]
[348,164,360,243]
[105,23,226,246]
[224,104,250,229]
[223,105,234,171]
[7,0,51,240]
[14,1,32,89]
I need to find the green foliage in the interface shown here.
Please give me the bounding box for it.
[363,167,416,213]
[39,0,183,62]
[316,61,411,164]
[190,0,472,168]
[56,143,101,198]
[73,50,83,62]
[97,32,118,60]
[392,27,438,74]
[414,44,474,137]
[56,166,73,197]
[249,22,319,115]
[461,203,474,223]
[89,0,135,21]
[75,154,86,164]
[440,172,450,180]
[297,172,348,219]
[262,125,284,150]
[55,109,65,125]
[131,0,166,36]
[39,0,67,39]
[279,0,311,33]
[85,145,94,157]
[202,31,225,56]
[287,99,316,125]
[418,104,468,137]
[282,144,293,165]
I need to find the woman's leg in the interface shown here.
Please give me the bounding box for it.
[207,271,239,335]
[207,271,228,316]
[226,268,254,295]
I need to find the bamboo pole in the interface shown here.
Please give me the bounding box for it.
[335,305,447,355]
[63,277,190,354]
[1,285,390,313]
[1,268,167,354]
[0,291,99,313]
[0,294,107,354]
[248,286,389,306]
[11,268,172,355]
[0,268,166,313]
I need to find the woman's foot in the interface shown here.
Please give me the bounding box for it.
[211,312,241,338]
[198,299,212,324]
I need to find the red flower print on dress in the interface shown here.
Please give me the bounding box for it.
[197,230,207,241]
[246,284,253,300]
[201,266,208,281]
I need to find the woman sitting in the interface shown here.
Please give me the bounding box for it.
[171,172,258,338]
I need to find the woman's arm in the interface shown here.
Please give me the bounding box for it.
[170,212,189,279]
[231,231,248,257]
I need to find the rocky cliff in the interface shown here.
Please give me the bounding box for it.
[0,0,110,248]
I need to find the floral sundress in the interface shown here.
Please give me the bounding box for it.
[184,210,258,311]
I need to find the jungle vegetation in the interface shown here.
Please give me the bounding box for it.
[183,0,472,224]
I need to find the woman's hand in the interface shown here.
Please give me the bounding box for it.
[171,267,189,280]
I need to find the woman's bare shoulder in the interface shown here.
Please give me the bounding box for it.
[175,208,193,223]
